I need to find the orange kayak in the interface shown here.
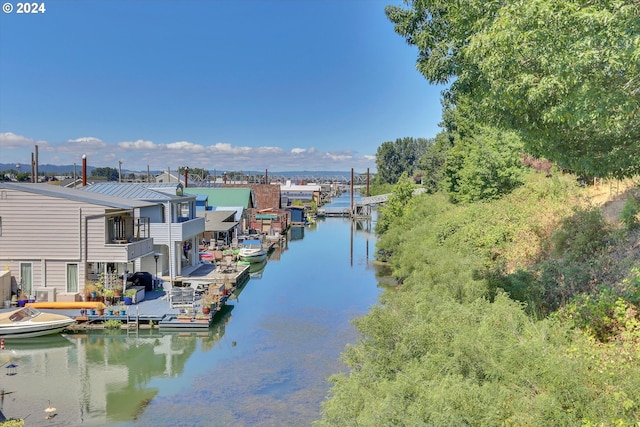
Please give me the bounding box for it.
[26,301,106,310]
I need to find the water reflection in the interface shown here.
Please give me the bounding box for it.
[248,258,268,279]
[0,306,232,426]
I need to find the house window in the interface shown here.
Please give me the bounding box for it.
[178,202,191,222]
[19,262,33,296]
[66,263,79,293]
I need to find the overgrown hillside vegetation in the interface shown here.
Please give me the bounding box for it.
[318,172,640,425]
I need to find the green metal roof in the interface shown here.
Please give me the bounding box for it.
[184,188,253,208]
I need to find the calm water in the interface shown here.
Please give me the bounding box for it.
[0,197,382,426]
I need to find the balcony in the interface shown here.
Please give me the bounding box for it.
[108,216,150,243]
[87,237,154,262]
[149,217,205,243]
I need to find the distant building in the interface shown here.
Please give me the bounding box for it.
[155,171,183,184]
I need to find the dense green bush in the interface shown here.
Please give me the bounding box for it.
[319,172,640,426]
[549,206,611,263]
[620,194,640,231]
[441,126,525,203]
[375,174,416,235]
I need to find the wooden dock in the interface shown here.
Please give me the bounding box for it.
[62,263,251,331]
[317,207,351,217]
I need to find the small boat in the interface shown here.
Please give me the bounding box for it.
[0,306,75,339]
[238,239,267,263]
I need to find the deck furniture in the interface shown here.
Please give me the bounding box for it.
[169,287,195,309]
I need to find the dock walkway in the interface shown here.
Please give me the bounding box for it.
[49,262,250,331]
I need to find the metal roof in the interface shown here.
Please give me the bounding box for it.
[200,210,238,232]
[184,187,252,207]
[0,182,158,209]
[79,182,195,202]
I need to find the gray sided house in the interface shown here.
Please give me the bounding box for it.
[79,182,205,283]
[0,182,159,301]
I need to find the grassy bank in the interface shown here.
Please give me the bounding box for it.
[318,171,640,426]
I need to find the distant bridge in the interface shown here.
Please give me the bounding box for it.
[186,172,374,186]
[359,193,390,205]
[324,188,425,218]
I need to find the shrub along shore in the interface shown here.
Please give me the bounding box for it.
[318,171,640,426]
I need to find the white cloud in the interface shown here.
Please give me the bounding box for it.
[0,132,48,149]
[0,132,376,172]
[63,136,109,153]
[68,136,105,145]
[209,142,235,153]
[118,139,155,150]
[327,153,353,161]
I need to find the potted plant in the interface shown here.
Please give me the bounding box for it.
[103,289,115,304]
[123,289,136,305]
[118,302,126,316]
[94,302,105,316]
[106,306,115,315]
[95,281,105,302]
[201,292,214,314]
[84,282,99,299]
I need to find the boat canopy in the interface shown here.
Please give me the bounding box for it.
[242,240,262,246]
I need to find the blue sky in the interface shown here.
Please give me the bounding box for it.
[0,0,445,173]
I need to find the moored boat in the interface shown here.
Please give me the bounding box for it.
[0,306,76,339]
[238,239,267,263]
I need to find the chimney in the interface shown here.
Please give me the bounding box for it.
[34,145,39,182]
[82,154,87,186]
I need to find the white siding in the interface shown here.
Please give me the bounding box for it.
[0,187,147,296]
[0,189,95,292]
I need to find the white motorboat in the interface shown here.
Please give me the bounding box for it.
[0,306,75,339]
[238,239,267,263]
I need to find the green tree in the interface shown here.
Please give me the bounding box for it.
[375,174,416,235]
[375,137,432,184]
[386,0,640,178]
[417,131,453,193]
[90,167,119,181]
[442,126,525,202]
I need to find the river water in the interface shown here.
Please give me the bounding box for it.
[0,197,381,426]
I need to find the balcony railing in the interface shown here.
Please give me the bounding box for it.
[108,216,151,244]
